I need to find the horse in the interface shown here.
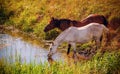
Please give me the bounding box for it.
[44,14,108,54]
[47,23,109,58]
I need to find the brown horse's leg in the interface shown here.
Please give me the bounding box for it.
[67,44,71,55]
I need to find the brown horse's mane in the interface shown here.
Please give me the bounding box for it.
[54,18,80,28]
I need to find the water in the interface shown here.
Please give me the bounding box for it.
[0,34,64,64]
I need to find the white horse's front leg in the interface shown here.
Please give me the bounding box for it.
[71,43,77,58]
[48,48,53,58]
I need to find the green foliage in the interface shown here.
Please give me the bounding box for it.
[33,17,49,39]
[0,8,7,24]
[1,0,120,39]
[45,29,61,40]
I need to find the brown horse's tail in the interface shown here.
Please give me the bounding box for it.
[102,16,108,27]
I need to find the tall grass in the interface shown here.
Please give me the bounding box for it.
[0,51,120,74]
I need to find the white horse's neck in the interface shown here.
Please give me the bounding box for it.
[53,27,72,45]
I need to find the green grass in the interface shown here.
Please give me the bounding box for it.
[0,0,120,40]
[0,51,120,74]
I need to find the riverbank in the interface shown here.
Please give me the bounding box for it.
[0,25,51,49]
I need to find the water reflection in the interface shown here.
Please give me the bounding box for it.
[0,34,64,64]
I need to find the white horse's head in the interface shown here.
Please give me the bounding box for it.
[48,42,58,57]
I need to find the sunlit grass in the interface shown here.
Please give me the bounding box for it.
[0,51,120,74]
[1,0,120,40]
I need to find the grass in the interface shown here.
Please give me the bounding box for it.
[0,51,120,74]
[0,0,120,40]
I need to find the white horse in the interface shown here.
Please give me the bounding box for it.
[48,23,109,58]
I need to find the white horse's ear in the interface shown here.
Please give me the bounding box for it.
[51,42,54,46]
[49,42,54,46]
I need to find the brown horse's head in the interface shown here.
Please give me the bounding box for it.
[44,17,59,32]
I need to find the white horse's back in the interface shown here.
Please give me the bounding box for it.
[56,23,108,43]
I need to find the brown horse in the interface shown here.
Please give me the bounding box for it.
[44,14,108,54]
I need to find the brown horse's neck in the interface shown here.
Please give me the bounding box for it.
[58,20,85,31]
[59,24,71,31]
[72,21,85,27]
[70,20,88,27]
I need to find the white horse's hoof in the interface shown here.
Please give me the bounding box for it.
[48,53,52,58]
